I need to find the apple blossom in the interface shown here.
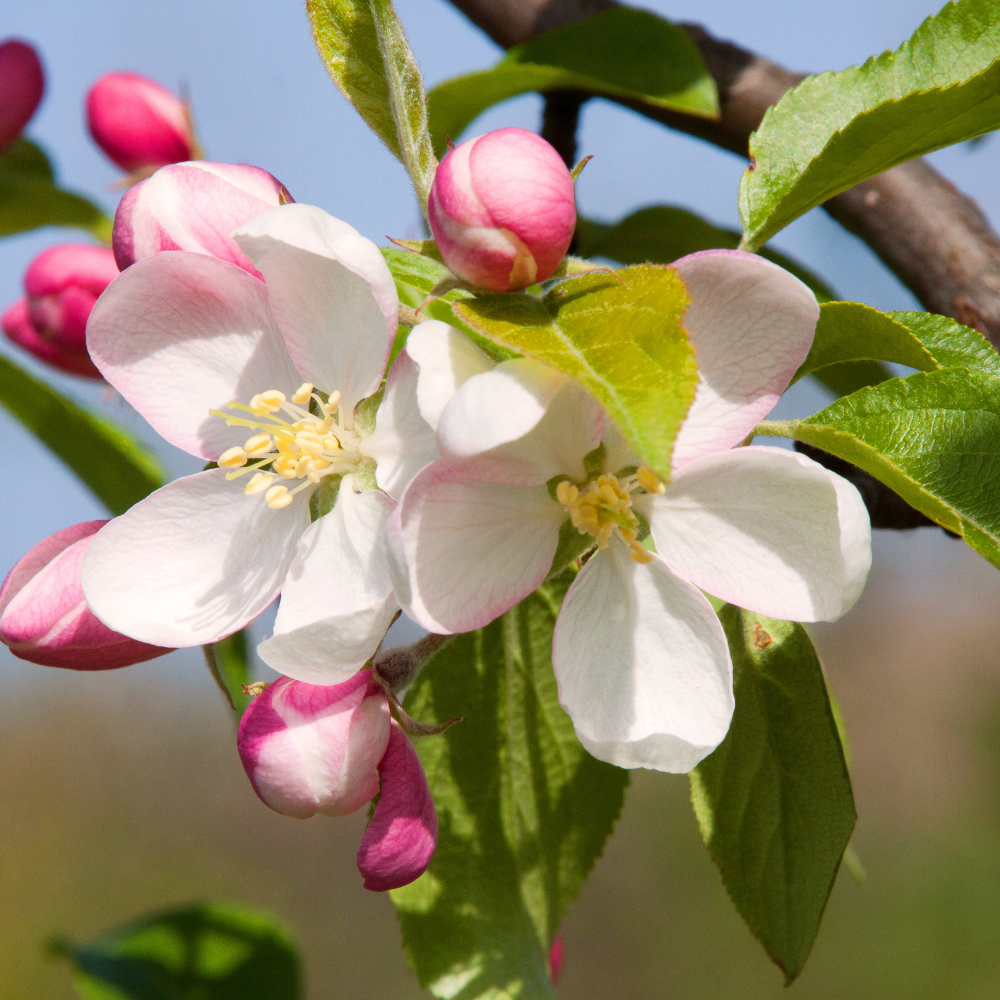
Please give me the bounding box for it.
[0,521,171,669]
[86,71,194,175]
[2,243,119,379]
[387,251,872,772]
[0,39,44,149]
[82,204,437,684]
[427,127,576,292]
[113,161,291,277]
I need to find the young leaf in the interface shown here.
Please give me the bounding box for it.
[203,629,253,717]
[0,175,112,242]
[307,0,436,210]
[740,0,1000,250]
[690,606,855,983]
[427,8,718,156]
[0,353,165,515]
[392,571,629,999]
[49,902,301,999]
[762,369,1000,568]
[0,137,54,179]
[453,265,698,479]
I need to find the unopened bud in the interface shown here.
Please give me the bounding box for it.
[237,673,391,819]
[549,934,566,984]
[0,39,44,149]
[356,720,438,891]
[2,243,118,379]
[427,127,576,292]
[0,521,172,669]
[86,71,194,174]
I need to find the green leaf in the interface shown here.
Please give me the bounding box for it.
[427,8,717,156]
[307,0,436,210]
[0,354,165,515]
[203,630,252,717]
[0,137,54,180]
[740,0,1000,250]
[392,571,628,999]
[762,369,1000,568]
[453,265,697,479]
[50,903,301,1000]
[0,175,113,242]
[690,606,855,983]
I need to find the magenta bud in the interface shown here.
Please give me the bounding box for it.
[2,243,118,379]
[0,521,172,669]
[427,127,576,292]
[86,71,193,174]
[356,720,438,891]
[0,39,44,149]
[113,161,291,277]
[549,934,566,984]
[238,673,392,819]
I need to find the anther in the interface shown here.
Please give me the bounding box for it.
[273,455,299,478]
[244,433,273,457]
[556,480,578,505]
[629,540,654,564]
[250,389,286,414]
[322,390,341,416]
[265,484,293,509]
[244,472,274,495]
[218,446,247,468]
[291,382,314,404]
[637,467,665,495]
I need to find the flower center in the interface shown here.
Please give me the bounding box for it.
[556,468,664,564]
[211,382,361,509]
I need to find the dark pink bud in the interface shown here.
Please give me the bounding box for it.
[549,934,565,983]
[356,720,438,891]
[86,71,193,173]
[2,243,118,379]
[113,161,291,277]
[427,127,576,291]
[0,39,44,149]
[0,521,172,669]
[238,673,391,819]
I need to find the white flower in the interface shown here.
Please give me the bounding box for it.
[387,251,872,772]
[81,204,436,683]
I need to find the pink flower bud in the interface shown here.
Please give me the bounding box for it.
[0,521,172,669]
[238,673,391,819]
[1,243,118,379]
[549,934,566,984]
[113,161,291,277]
[86,71,193,174]
[0,39,44,149]
[427,127,576,292]
[356,720,438,891]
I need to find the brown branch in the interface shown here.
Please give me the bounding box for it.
[540,89,586,167]
[445,0,1000,345]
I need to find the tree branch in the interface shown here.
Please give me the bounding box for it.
[445,0,1000,344]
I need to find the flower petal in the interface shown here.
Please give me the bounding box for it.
[670,250,818,471]
[362,349,438,501]
[81,468,310,647]
[257,477,398,684]
[649,445,871,622]
[437,358,604,485]
[86,251,302,460]
[233,204,397,414]
[553,540,734,772]
[404,319,493,430]
[387,461,564,633]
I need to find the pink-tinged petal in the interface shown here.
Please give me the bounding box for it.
[669,250,818,471]
[0,40,44,147]
[0,521,170,669]
[86,251,302,460]
[437,358,604,485]
[81,469,310,647]
[404,319,493,431]
[233,205,397,413]
[650,445,871,622]
[258,478,398,684]
[362,350,438,501]
[387,461,564,634]
[553,540,734,772]
[357,720,438,891]
[238,673,391,819]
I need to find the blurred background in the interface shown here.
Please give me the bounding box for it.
[3,0,1000,996]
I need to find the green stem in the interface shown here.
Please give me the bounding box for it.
[753,419,798,439]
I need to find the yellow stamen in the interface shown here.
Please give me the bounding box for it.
[558,472,644,555]
[244,433,273,457]
[629,540,654,564]
[291,382,314,404]
[273,454,299,478]
[244,472,274,495]
[218,446,247,468]
[265,484,293,509]
[323,390,341,416]
[636,467,665,495]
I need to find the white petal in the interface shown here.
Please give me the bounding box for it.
[437,359,604,485]
[257,477,398,684]
[233,204,397,414]
[362,350,438,501]
[601,419,642,475]
[554,540,734,772]
[404,319,493,430]
[670,250,819,471]
[650,445,871,622]
[386,461,564,633]
[87,252,302,460]
[81,469,310,647]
